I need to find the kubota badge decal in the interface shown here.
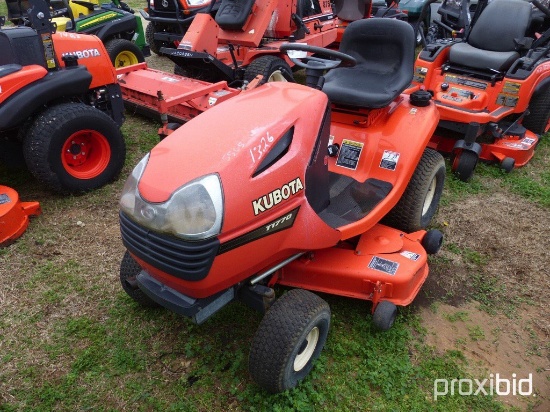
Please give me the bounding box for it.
[61,49,101,60]
[252,177,303,215]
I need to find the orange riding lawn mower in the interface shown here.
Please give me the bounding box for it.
[412,0,550,181]
[118,18,447,393]
[0,0,126,244]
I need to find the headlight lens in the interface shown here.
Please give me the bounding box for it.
[120,156,223,240]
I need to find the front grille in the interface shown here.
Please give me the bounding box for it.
[120,211,219,281]
[153,0,177,12]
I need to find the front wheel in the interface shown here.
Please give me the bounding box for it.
[120,251,160,307]
[383,148,446,232]
[105,38,145,68]
[451,149,478,182]
[23,103,125,193]
[249,289,330,393]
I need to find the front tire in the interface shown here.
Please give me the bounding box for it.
[249,289,330,393]
[451,149,478,182]
[120,251,160,307]
[23,103,125,193]
[244,55,294,85]
[383,148,446,232]
[105,38,145,68]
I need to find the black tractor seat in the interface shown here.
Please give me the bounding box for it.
[322,18,415,109]
[448,0,533,72]
[215,0,255,31]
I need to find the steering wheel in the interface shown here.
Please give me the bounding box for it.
[280,43,356,71]
[533,0,550,17]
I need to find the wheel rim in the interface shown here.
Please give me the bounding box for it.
[61,130,111,179]
[267,70,288,83]
[294,326,320,372]
[422,176,437,216]
[114,50,139,68]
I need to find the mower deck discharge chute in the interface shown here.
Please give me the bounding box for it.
[412,0,550,180]
[119,18,445,393]
[0,186,40,246]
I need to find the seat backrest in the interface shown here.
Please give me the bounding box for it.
[322,19,414,108]
[468,0,532,52]
[215,0,256,31]
[333,0,366,21]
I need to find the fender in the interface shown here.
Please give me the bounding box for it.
[81,13,137,41]
[0,66,92,130]
[529,74,550,103]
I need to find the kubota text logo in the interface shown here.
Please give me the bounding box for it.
[61,49,101,60]
[252,178,304,215]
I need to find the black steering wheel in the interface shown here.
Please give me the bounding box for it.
[280,43,357,71]
[532,0,550,17]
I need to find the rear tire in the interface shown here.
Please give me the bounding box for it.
[23,103,125,193]
[249,289,330,393]
[383,148,445,232]
[105,38,145,68]
[523,87,550,135]
[244,55,294,85]
[120,251,160,307]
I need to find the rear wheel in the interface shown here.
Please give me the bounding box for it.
[120,251,160,307]
[23,103,125,193]
[244,55,294,85]
[523,87,550,135]
[105,38,145,68]
[383,148,446,232]
[249,289,330,393]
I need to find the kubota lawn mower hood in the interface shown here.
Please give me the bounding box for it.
[120,82,340,243]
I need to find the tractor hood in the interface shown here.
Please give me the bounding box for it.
[123,82,337,242]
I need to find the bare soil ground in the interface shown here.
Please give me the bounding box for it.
[418,190,550,411]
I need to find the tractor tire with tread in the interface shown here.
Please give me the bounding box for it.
[120,251,160,308]
[523,87,550,135]
[23,103,125,193]
[249,288,330,393]
[244,55,294,85]
[383,148,445,232]
[105,38,145,68]
[146,22,172,55]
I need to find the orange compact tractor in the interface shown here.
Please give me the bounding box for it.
[118,18,445,392]
[412,0,550,180]
[0,0,126,193]
[161,0,349,83]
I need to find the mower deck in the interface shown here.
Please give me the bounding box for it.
[116,63,242,123]
[272,224,430,309]
[0,186,41,246]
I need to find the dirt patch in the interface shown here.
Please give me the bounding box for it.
[418,189,550,411]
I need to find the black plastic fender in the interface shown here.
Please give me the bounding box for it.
[0,66,92,131]
[82,13,137,41]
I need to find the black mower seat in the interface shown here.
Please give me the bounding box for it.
[448,0,532,72]
[215,0,255,31]
[322,18,415,109]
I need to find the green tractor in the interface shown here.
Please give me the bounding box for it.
[6,0,150,66]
